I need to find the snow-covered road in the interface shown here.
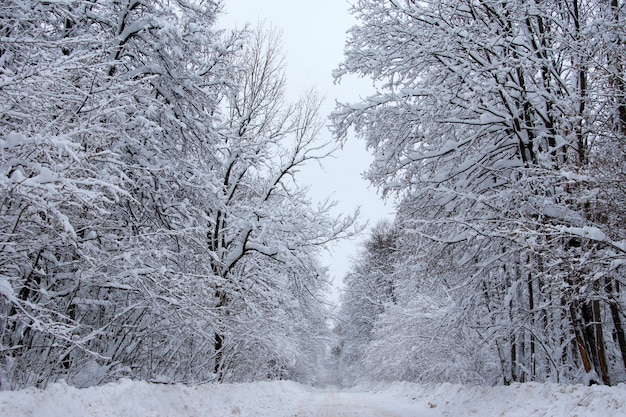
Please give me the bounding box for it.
[1,378,625,416]
[292,389,439,417]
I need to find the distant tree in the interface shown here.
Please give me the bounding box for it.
[337,221,399,382]
[338,220,498,384]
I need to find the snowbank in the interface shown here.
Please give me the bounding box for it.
[0,379,308,417]
[1,378,625,416]
[373,381,626,417]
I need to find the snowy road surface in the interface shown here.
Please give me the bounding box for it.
[292,389,439,416]
[1,378,625,416]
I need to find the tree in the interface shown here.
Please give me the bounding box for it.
[338,220,499,384]
[0,0,236,388]
[1,1,355,389]
[337,221,399,383]
[207,24,359,381]
[333,0,626,385]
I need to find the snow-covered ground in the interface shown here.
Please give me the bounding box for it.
[1,378,625,417]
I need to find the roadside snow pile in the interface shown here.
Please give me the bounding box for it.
[375,381,626,417]
[0,379,308,417]
[0,378,625,416]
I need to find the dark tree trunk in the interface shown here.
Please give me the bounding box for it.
[570,305,594,379]
[592,299,610,385]
[214,332,224,379]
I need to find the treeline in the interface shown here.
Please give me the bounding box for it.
[334,0,626,386]
[0,0,356,389]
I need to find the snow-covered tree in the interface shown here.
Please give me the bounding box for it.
[337,221,400,383]
[338,220,498,384]
[333,0,626,385]
[1,1,353,389]
[207,24,359,381]
[0,0,236,389]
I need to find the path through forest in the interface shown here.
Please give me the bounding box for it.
[291,388,439,417]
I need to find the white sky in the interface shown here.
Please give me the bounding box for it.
[217,0,393,302]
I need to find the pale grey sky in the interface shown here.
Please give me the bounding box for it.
[218,1,392,301]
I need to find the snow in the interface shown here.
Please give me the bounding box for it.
[1,379,625,417]
[376,381,626,417]
[560,225,607,242]
[0,278,16,303]
[1,132,28,149]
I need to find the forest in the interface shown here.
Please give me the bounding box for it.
[0,0,360,389]
[1,0,625,390]
[335,0,626,386]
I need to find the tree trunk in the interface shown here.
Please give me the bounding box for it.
[214,332,224,379]
[510,333,517,382]
[214,288,227,381]
[570,305,594,378]
[610,0,626,137]
[527,272,536,380]
[592,299,610,385]
[606,279,626,371]
[609,300,626,371]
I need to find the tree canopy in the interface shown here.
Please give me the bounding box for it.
[333,0,626,386]
[0,0,357,389]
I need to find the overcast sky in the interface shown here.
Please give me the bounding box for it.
[217,0,393,301]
